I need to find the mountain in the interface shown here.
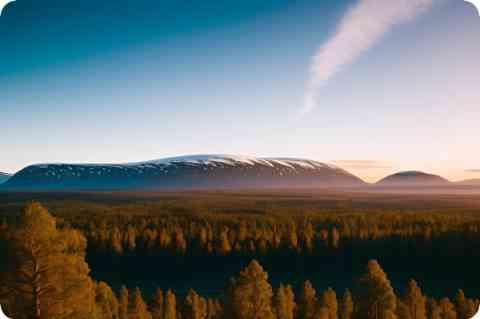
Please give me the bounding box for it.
[376,171,450,187]
[1,155,366,190]
[457,179,480,186]
[0,172,11,184]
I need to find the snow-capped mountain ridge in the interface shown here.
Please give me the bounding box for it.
[3,154,365,190]
[0,172,11,185]
[29,154,344,171]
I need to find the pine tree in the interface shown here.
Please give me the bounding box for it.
[426,299,441,319]
[119,286,130,319]
[320,287,338,319]
[183,289,207,319]
[206,299,222,319]
[299,280,317,319]
[317,307,331,319]
[95,281,119,319]
[356,260,397,319]
[3,202,96,319]
[274,284,296,319]
[164,290,177,319]
[226,259,275,319]
[455,289,471,319]
[464,299,478,319]
[284,285,296,319]
[339,290,354,319]
[403,280,426,319]
[150,289,164,319]
[217,228,232,255]
[439,298,457,319]
[396,301,411,319]
[111,226,124,255]
[129,287,152,319]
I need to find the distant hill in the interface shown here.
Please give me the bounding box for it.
[376,171,450,187]
[1,155,366,191]
[456,179,480,186]
[0,172,11,184]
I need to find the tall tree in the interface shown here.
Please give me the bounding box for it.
[455,290,468,319]
[274,284,296,319]
[150,289,164,319]
[206,299,222,319]
[396,301,411,319]
[163,290,177,319]
[356,260,397,319]
[129,287,151,319]
[426,299,441,319]
[339,290,354,319]
[319,287,338,319]
[183,289,207,319]
[439,298,457,319]
[119,286,130,319]
[298,280,317,319]
[454,290,476,319]
[226,260,275,319]
[95,281,119,319]
[2,202,96,319]
[403,280,426,319]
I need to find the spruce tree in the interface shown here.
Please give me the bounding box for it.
[339,290,354,319]
[439,298,457,319]
[164,290,177,319]
[396,301,411,319]
[184,289,207,319]
[299,280,317,319]
[320,287,338,319]
[129,287,152,319]
[95,281,119,319]
[3,202,96,319]
[356,260,397,319]
[403,280,426,319]
[426,299,441,319]
[455,290,467,319]
[226,260,275,319]
[274,284,296,319]
[150,289,164,319]
[119,286,130,319]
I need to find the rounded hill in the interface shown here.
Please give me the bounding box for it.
[377,171,450,187]
[2,155,366,190]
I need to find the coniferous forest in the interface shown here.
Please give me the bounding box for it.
[1,191,480,319]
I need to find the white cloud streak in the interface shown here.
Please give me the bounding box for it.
[302,0,434,114]
[0,0,15,16]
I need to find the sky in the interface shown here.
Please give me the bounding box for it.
[1,0,479,183]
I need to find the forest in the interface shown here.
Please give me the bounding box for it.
[1,191,480,319]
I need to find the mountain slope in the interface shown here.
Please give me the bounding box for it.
[456,179,480,186]
[0,172,11,184]
[376,171,450,187]
[1,155,366,190]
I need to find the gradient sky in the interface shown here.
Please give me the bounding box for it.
[1,0,479,182]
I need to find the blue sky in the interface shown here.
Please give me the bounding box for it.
[1,0,479,182]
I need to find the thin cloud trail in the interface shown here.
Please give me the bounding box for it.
[0,0,15,16]
[302,0,434,115]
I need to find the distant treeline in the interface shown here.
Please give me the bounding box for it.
[84,211,480,256]
[2,198,480,256]
[0,203,479,319]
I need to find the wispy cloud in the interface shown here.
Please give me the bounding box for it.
[465,169,480,173]
[302,0,434,114]
[332,160,392,170]
[0,1,15,16]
